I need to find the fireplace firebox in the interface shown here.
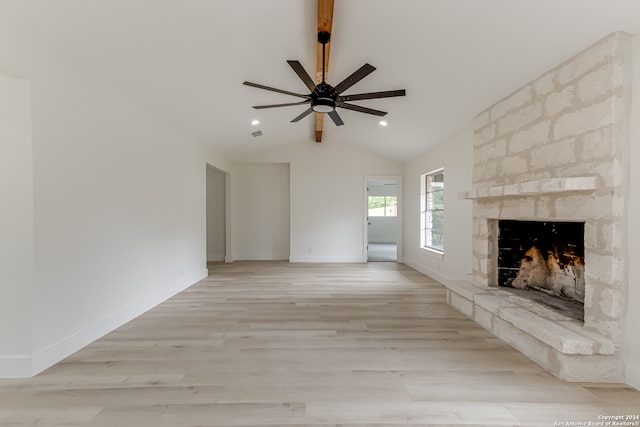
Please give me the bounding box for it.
[495,219,585,320]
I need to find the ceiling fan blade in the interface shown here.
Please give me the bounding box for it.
[333,63,376,94]
[253,100,311,109]
[328,110,344,126]
[337,102,387,117]
[243,81,309,99]
[291,107,314,122]
[287,60,317,92]
[338,89,406,102]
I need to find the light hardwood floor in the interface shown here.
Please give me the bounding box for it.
[1,261,638,426]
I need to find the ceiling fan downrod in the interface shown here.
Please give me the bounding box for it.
[312,30,335,113]
[318,31,330,84]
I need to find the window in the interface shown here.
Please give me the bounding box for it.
[368,195,397,217]
[420,169,444,252]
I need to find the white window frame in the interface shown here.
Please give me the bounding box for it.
[420,168,444,255]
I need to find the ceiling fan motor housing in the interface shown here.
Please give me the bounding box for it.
[312,82,337,112]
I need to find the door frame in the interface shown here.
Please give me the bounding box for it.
[363,175,403,262]
[205,164,231,262]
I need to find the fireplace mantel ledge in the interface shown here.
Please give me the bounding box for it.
[458,176,598,200]
[444,280,614,356]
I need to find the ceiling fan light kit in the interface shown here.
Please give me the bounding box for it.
[242,2,405,137]
[312,97,335,113]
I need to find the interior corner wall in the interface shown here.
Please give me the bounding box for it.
[403,125,474,284]
[0,20,229,377]
[206,166,226,262]
[626,34,640,390]
[239,140,403,262]
[0,72,33,377]
[230,163,290,261]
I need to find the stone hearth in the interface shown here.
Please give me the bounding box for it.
[450,32,632,382]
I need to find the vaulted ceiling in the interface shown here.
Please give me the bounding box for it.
[1,0,639,162]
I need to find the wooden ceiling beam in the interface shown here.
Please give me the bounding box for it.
[315,0,334,143]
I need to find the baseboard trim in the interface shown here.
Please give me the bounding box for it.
[289,255,367,263]
[234,253,289,261]
[29,268,207,377]
[0,356,32,378]
[403,257,455,287]
[626,362,640,391]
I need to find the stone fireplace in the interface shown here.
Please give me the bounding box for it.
[448,32,632,381]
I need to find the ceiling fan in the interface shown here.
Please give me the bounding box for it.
[242,30,406,128]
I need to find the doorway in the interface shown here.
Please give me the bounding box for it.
[206,165,227,263]
[365,176,402,262]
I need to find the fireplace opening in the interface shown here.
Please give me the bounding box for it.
[496,220,585,320]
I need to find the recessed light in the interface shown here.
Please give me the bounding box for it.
[378,120,388,127]
[251,119,260,126]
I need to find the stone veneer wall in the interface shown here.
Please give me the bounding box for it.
[459,32,631,381]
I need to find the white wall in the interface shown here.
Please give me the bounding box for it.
[242,140,403,262]
[0,20,230,377]
[206,166,226,261]
[626,34,640,390]
[403,125,474,284]
[0,72,33,376]
[231,163,290,260]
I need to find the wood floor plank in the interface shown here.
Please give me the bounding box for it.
[0,261,638,426]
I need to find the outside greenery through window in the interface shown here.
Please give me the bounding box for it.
[368,196,397,217]
[421,169,444,252]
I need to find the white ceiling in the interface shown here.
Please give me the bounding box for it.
[1,0,639,162]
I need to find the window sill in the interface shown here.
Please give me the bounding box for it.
[420,246,444,260]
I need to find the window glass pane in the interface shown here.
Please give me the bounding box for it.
[368,196,386,217]
[421,170,444,252]
[385,196,397,217]
[368,195,397,217]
